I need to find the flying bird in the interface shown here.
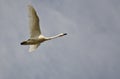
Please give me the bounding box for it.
[21,5,67,52]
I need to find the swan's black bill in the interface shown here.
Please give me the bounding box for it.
[63,33,67,35]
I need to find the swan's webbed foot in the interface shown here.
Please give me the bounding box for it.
[20,41,28,45]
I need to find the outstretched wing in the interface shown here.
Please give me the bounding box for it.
[28,5,41,38]
[29,43,40,52]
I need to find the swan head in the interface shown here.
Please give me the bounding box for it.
[63,33,67,35]
[59,33,67,37]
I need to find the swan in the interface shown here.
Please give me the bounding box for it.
[21,5,67,52]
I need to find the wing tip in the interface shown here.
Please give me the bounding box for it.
[29,44,40,52]
[27,4,33,8]
[29,47,36,52]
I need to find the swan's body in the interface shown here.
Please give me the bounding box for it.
[21,5,67,52]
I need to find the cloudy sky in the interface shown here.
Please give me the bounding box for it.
[0,0,120,79]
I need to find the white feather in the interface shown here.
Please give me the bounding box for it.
[29,44,40,52]
[21,5,67,52]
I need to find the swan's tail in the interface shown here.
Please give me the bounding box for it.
[21,40,40,52]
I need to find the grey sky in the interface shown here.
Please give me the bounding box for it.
[0,0,120,79]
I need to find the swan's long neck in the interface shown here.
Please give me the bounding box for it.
[46,33,67,40]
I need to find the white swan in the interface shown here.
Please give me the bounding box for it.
[21,5,67,52]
